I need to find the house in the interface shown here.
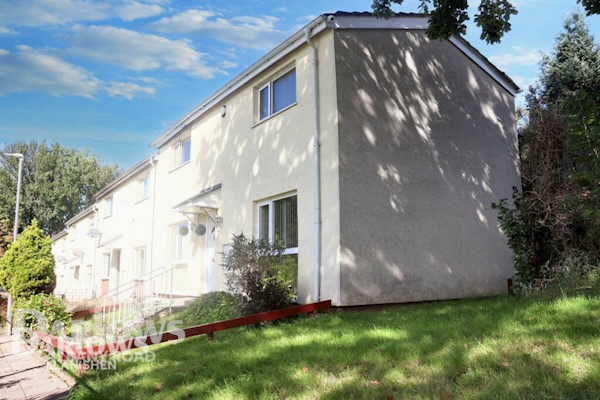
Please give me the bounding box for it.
[52,12,520,307]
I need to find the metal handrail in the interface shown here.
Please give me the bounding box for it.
[102,265,168,300]
[101,265,175,339]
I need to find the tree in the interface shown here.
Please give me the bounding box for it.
[0,220,56,298]
[0,141,119,240]
[372,0,600,44]
[495,11,600,286]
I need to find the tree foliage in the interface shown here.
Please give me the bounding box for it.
[0,141,119,243]
[0,219,56,298]
[372,0,600,44]
[494,11,600,287]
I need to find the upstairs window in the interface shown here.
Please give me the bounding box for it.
[258,194,298,254]
[258,68,296,121]
[105,196,113,218]
[139,176,150,200]
[174,137,191,168]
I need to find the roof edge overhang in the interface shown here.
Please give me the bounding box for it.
[150,12,520,150]
[95,154,156,200]
[325,13,520,96]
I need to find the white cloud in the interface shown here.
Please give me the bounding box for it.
[114,1,164,21]
[0,0,163,26]
[489,48,542,67]
[69,25,222,78]
[0,26,18,35]
[220,60,238,69]
[149,10,286,50]
[106,82,155,99]
[0,46,101,97]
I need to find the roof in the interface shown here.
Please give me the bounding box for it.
[150,12,520,149]
[95,154,156,200]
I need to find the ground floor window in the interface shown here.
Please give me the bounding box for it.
[103,253,111,278]
[134,247,146,277]
[258,193,298,292]
[257,194,298,254]
[171,222,190,264]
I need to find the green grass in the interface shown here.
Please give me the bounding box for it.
[67,288,600,400]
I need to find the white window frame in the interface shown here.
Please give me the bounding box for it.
[171,222,189,264]
[257,67,296,122]
[105,196,113,218]
[173,137,191,168]
[134,246,146,278]
[257,193,298,255]
[103,253,111,278]
[139,176,150,201]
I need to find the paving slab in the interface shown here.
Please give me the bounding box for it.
[0,334,71,400]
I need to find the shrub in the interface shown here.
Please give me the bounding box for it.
[222,233,296,315]
[492,188,535,284]
[0,219,56,298]
[177,291,243,326]
[14,293,71,335]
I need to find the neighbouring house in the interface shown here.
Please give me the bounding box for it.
[52,12,520,307]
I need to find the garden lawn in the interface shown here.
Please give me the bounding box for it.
[67,292,600,400]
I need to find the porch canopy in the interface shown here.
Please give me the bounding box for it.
[172,183,222,214]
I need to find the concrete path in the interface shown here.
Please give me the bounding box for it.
[0,334,71,400]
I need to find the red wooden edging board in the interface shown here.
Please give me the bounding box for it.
[72,304,120,319]
[35,300,332,361]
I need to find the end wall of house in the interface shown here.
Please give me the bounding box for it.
[335,30,519,305]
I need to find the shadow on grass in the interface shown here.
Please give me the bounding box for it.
[67,295,600,400]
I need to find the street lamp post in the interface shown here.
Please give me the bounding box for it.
[3,153,24,242]
[3,152,23,335]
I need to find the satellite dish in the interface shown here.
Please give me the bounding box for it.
[194,224,207,236]
[87,228,101,238]
[72,248,84,257]
[178,225,189,236]
[56,256,67,264]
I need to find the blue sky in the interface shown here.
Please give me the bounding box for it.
[1,0,598,169]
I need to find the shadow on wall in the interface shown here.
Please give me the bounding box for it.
[335,30,520,305]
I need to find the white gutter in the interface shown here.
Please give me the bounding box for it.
[304,26,321,302]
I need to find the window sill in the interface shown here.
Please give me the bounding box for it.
[104,215,112,219]
[101,277,109,281]
[252,102,297,129]
[169,160,191,174]
[171,260,188,268]
[135,196,149,205]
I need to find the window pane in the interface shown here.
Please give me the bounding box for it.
[259,205,269,241]
[142,177,149,198]
[181,139,191,164]
[274,195,298,248]
[259,86,270,120]
[104,254,111,276]
[273,69,296,114]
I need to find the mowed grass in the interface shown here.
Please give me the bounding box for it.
[67,291,600,400]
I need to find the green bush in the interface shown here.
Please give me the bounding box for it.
[177,291,243,326]
[14,293,71,335]
[492,188,535,285]
[0,219,56,298]
[222,233,296,315]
